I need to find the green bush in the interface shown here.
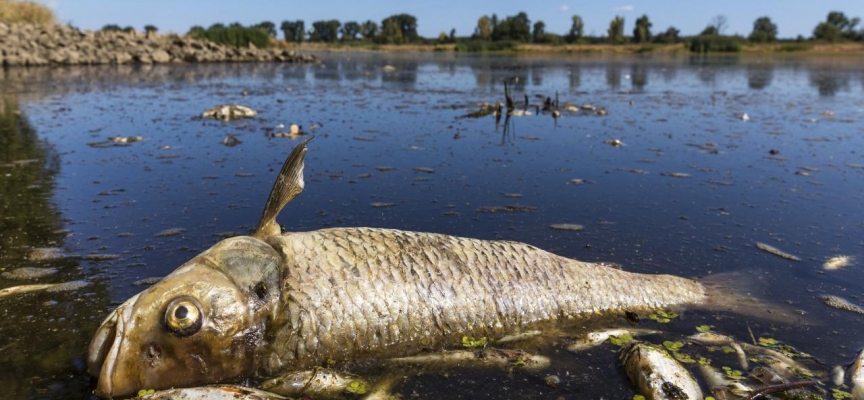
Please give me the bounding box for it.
[454,40,518,52]
[191,25,271,48]
[687,35,743,53]
[777,42,814,52]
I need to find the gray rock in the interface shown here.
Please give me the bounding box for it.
[151,49,170,63]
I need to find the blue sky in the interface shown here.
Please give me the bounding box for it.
[37,0,862,39]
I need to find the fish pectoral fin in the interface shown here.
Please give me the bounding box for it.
[260,368,370,397]
[253,136,313,239]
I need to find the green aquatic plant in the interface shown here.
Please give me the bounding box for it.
[608,333,634,346]
[461,336,487,348]
[721,366,744,380]
[673,352,695,363]
[346,380,368,395]
[698,357,711,366]
[833,389,853,399]
[649,310,678,323]
[663,341,684,351]
[695,325,711,332]
[758,337,778,346]
[137,389,155,397]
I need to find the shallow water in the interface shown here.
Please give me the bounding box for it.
[1,53,863,399]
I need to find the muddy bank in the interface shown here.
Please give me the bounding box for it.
[0,22,317,67]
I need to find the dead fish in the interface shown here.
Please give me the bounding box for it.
[661,172,691,178]
[687,332,749,370]
[740,342,815,379]
[0,280,89,298]
[110,136,143,144]
[413,167,435,173]
[756,242,800,261]
[141,385,286,400]
[260,369,366,397]
[697,364,752,399]
[390,348,550,371]
[549,223,584,232]
[621,342,703,400]
[567,328,659,352]
[604,139,625,147]
[86,138,781,398]
[824,255,854,270]
[202,105,257,121]
[1,267,58,280]
[156,228,185,237]
[222,134,242,147]
[495,330,541,343]
[821,295,864,315]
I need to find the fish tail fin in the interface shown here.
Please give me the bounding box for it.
[253,136,313,239]
[699,271,814,326]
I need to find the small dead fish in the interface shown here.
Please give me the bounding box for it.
[0,280,89,298]
[549,223,584,232]
[370,202,395,208]
[222,134,242,147]
[849,349,864,399]
[661,172,691,178]
[621,342,703,400]
[82,254,121,261]
[823,255,854,270]
[567,328,659,352]
[687,332,749,370]
[604,139,625,147]
[495,330,541,343]
[821,295,864,315]
[740,342,815,379]
[142,385,286,400]
[756,242,800,261]
[156,228,185,237]
[500,193,522,198]
[1,267,58,280]
[390,348,550,371]
[202,105,257,121]
[697,364,752,398]
[109,136,143,144]
[261,369,365,397]
[413,167,435,173]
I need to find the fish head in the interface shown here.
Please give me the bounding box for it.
[87,236,283,398]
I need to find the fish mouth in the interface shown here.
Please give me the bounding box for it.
[88,294,138,398]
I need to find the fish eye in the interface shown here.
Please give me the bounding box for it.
[164,297,203,337]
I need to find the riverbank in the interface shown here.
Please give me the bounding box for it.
[282,41,864,55]
[0,22,317,67]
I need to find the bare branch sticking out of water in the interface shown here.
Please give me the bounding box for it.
[755,242,800,261]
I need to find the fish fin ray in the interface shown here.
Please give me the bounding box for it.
[253,136,313,239]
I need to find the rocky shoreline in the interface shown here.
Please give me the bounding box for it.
[0,22,317,67]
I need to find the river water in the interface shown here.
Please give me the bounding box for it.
[0,53,863,399]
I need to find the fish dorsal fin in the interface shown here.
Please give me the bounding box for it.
[252,136,313,239]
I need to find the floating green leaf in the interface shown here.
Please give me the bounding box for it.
[721,345,735,354]
[462,336,487,348]
[137,389,156,398]
[673,352,696,363]
[346,380,368,395]
[706,397,716,400]
[799,369,814,378]
[649,310,678,323]
[758,337,778,347]
[698,357,711,366]
[608,334,634,347]
[833,389,853,399]
[633,395,646,400]
[721,366,744,380]
[696,325,711,332]
[663,341,684,351]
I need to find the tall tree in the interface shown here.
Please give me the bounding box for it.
[633,14,652,43]
[381,18,403,44]
[341,21,360,41]
[381,14,418,43]
[607,16,625,44]
[280,20,305,42]
[360,20,378,40]
[748,16,777,42]
[475,15,492,40]
[567,15,584,43]
[711,15,728,34]
[492,12,530,42]
[491,14,498,31]
[653,26,680,43]
[254,21,277,37]
[813,11,860,41]
[532,21,546,43]
[310,20,340,42]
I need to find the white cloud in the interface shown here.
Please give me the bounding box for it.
[559,4,569,12]
[614,5,635,12]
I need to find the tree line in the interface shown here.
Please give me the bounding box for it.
[101,10,862,49]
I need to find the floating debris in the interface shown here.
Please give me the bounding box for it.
[82,253,121,261]
[823,255,853,270]
[567,328,659,352]
[376,166,395,172]
[500,193,522,198]
[476,205,536,213]
[1,267,58,280]
[847,163,864,170]
[353,136,376,142]
[156,228,185,237]
[661,172,691,178]
[390,348,549,371]
[370,202,395,208]
[413,167,435,173]
[132,277,163,286]
[222,134,241,147]
[202,105,257,121]
[604,139,625,147]
[740,113,750,121]
[549,223,584,232]
[519,135,540,140]
[495,330,541,343]
[382,65,396,72]
[821,295,864,315]
[109,136,143,144]
[821,111,835,118]
[756,242,800,261]
[235,172,255,178]
[568,179,586,185]
[0,280,89,298]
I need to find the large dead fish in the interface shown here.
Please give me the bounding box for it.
[86,138,786,398]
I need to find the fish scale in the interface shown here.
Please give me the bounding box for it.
[261,227,706,374]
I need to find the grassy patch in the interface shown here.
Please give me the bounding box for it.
[687,35,744,53]
[454,40,518,52]
[0,0,55,25]
[191,26,271,48]
[777,42,814,52]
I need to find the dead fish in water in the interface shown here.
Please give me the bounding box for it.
[756,242,800,261]
[141,385,286,400]
[567,328,659,352]
[697,363,752,399]
[260,369,367,397]
[824,255,854,270]
[86,138,790,398]
[390,348,550,371]
[620,342,703,400]
[0,280,89,298]
[821,295,864,315]
[202,105,257,121]
[849,349,864,399]
[687,332,749,370]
